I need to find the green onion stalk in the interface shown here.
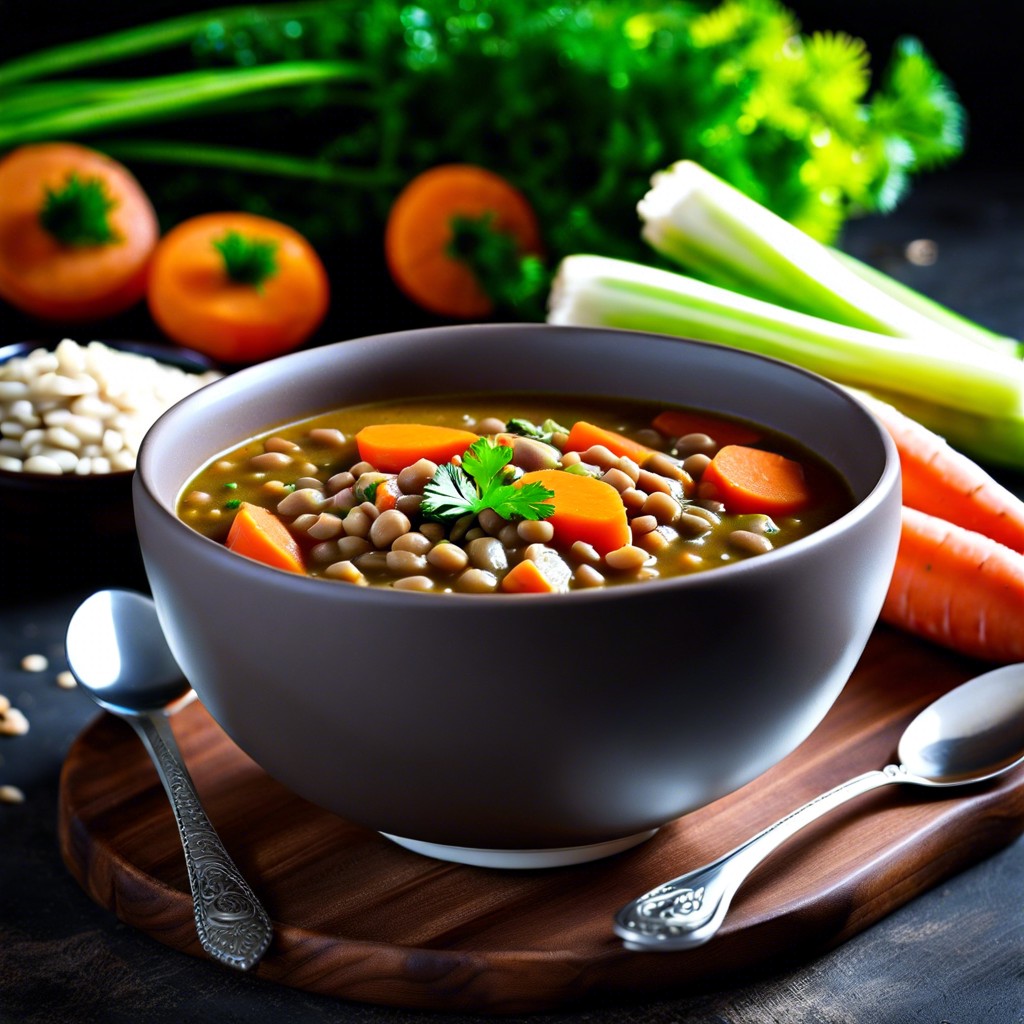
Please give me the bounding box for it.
[0,0,970,298]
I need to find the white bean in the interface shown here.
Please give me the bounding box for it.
[22,454,62,475]
[44,426,82,451]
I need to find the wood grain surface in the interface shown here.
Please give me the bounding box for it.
[57,625,1024,1014]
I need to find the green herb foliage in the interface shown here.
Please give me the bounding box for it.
[39,172,120,246]
[0,1,965,314]
[421,438,555,522]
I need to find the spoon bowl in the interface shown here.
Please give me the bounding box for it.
[65,589,272,971]
[65,589,194,717]
[898,663,1024,783]
[616,661,1024,951]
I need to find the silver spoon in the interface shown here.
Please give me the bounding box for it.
[615,661,1024,951]
[65,589,273,971]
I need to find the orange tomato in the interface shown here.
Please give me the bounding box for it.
[147,212,330,364]
[384,164,542,319]
[0,142,158,321]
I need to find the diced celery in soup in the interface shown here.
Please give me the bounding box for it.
[177,395,853,593]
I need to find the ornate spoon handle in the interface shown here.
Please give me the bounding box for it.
[131,712,273,970]
[614,767,910,951]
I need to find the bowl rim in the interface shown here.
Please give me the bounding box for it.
[135,322,901,604]
[0,338,219,487]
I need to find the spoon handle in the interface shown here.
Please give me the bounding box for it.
[614,766,905,951]
[130,712,273,970]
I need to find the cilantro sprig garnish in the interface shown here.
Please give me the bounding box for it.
[421,438,554,523]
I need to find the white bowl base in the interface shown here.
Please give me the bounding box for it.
[380,828,658,869]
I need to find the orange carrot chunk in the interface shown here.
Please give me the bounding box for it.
[651,409,761,447]
[501,558,557,594]
[701,444,811,515]
[518,469,630,554]
[856,391,1024,555]
[373,477,402,511]
[226,501,304,573]
[563,420,658,465]
[354,423,479,473]
[881,506,1024,663]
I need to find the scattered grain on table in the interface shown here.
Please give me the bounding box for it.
[0,703,29,736]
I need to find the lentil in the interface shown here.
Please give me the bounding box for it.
[369,509,412,548]
[604,544,651,572]
[392,575,435,591]
[518,519,554,544]
[324,560,367,584]
[428,542,470,573]
[729,530,774,554]
[573,564,606,588]
[386,549,428,575]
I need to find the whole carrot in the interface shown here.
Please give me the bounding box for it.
[881,506,1024,663]
[855,389,1024,554]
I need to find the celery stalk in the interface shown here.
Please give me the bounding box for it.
[546,254,1024,466]
[638,160,1022,359]
[827,247,1020,355]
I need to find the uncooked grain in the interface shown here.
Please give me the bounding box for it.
[0,339,220,475]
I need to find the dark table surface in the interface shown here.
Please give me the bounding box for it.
[2,169,1023,1023]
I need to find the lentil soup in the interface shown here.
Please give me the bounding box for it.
[177,395,853,593]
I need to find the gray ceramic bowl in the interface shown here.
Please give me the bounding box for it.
[134,324,901,868]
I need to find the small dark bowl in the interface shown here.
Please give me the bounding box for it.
[0,339,218,595]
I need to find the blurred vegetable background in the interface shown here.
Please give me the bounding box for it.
[0,0,1023,662]
[0,0,972,333]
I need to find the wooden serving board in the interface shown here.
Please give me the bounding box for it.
[58,626,1024,1014]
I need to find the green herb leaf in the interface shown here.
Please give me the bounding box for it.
[460,437,513,489]
[420,462,483,520]
[505,416,570,444]
[213,230,280,288]
[421,437,554,522]
[39,172,119,246]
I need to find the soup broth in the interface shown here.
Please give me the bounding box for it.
[177,394,854,593]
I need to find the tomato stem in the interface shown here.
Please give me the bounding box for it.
[39,172,120,247]
[212,230,279,288]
